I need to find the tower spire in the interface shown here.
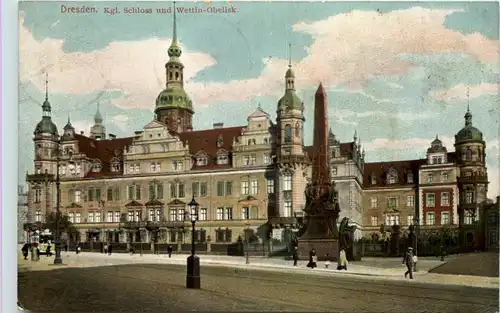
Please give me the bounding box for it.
[173,1,177,42]
[41,71,52,117]
[45,72,49,101]
[464,86,472,126]
[288,42,292,68]
[94,102,103,123]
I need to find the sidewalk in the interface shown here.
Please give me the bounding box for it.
[18,252,499,289]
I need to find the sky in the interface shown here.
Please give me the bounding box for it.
[18,1,500,198]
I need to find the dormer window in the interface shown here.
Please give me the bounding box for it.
[197,157,208,166]
[432,156,443,164]
[465,149,472,161]
[407,173,414,183]
[111,162,121,172]
[387,169,397,184]
[92,163,102,172]
[150,162,160,172]
[331,167,337,176]
[217,155,228,165]
[370,174,377,185]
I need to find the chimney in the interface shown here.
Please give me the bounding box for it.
[213,122,223,129]
[109,133,116,139]
[80,131,84,135]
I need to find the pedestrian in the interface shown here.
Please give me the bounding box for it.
[64,243,68,253]
[306,248,317,268]
[167,245,173,258]
[76,244,81,254]
[36,247,40,259]
[292,246,299,266]
[46,245,52,257]
[324,253,331,269]
[108,243,112,255]
[402,247,414,279]
[104,243,108,254]
[21,243,29,260]
[337,249,348,270]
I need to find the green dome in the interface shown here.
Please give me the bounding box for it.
[455,125,483,142]
[155,86,193,112]
[34,117,58,136]
[278,90,303,111]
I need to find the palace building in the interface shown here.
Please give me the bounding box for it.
[25,11,494,250]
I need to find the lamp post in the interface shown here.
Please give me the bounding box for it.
[186,196,200,289]
[413,217,419,272]
[245,222,250,264]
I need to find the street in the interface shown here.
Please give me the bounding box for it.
[18,263,499,312]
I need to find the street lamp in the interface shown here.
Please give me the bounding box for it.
[186,196,200,289]
[413,217,420,272]
[245,222,251,264]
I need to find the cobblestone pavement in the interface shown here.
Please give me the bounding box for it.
[18,262,499,313]
[430,252,499,277]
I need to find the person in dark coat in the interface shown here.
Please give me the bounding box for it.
[108,243,112,255]
[64,243,68,253]
[21,243,29,260]
[167,245,173,258]
[292,246,299,266]
[306,248,317,268]
[402,247,414,279]
[46,245,52,257]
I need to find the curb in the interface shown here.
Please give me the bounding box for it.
[426,260,449,272]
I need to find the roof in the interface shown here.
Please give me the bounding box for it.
[72,134,134,178]
[363,159,426,188]
[178,126,245,169]
[304,142,355,160]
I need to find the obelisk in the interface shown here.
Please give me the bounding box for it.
[297,83,340,262]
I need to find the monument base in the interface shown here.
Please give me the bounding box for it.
[297,238,339,262]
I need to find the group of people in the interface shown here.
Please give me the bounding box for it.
[291,247,348,270]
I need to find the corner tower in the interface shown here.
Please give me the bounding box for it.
[154,2,194,133]
[90,103,106,140]
[454,89,488,250]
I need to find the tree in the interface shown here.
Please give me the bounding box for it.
[43,212,77,235]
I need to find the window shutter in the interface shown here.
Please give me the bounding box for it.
[96,188,101,201]
[128,186,134,200]
[170,183,177,198]
[226,181,232,195]
[200,183,207,196]
[217,182,223,196]
[149,184,155,200]
[157,184,163,199]
[107,188,113,201]
[179,183,185,198]
[136,186,141,200]
[88,189,94,201]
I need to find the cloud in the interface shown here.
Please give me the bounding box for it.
[19,7,499,110]
[109,114,130,131]
[19,12,216,111]
[71,120,94,135]
[330,109,435,126]
[430,83,500,102]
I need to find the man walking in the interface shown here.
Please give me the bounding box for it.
[402,247,414,279]
[292,246,299,266]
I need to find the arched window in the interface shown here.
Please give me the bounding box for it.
[175,72,179,80]
[295,122,300,137]
[464,211,474,225]
[177,118,182,132]
[465,149,472,161]
[284,124,292,143]
[169,72,173,80]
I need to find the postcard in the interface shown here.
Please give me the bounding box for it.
[17,1,499,312]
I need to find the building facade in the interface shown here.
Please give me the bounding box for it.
[24,13,492,250]
[18,185,28,243]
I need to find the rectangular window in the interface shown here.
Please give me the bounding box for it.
[250,180,258,195]
[107,212,113,222]
[216,207,224,220]
[243,156,250,166]
[68,212,75,223]
[200,182,207,197]
[170,209,177,221]
[149,209,154,221]
[170,183,177,198]
[242,207,249,220]
[387,197,398,209]
[385,214,399,226]
[128,211,133,222]
[114,211,120,223]
[441,192,450,206]
[178,183,185,198]
[284,201,292,217]
[199,208,207,221]
[406,196,415,208]
[267,179,275,194]
[250,154,256,165]
[216,181,232,196]
[427,174,433,184]
[34,189,42,203]
[263,155,270,165]
[134,164,140,173]
[217,155,228,165]
[177,209,184,221]
[134,210,140,222]
[127,185,141,200]
[465,191,474,204]
[407,215,414,226]
[283,175,292,191]
[68,190,75,202]
[155,209,161,222]
[95,212,101,223]
[88,188,102,201]
[241,181,249,195]
[88,212,95,223]
[441,212,450,225]
[148,183,163,200]
[225,207,233,220]
[192,182,200,197]
[370,197,377,208]
[407,174,414,183]
[75,190,82,202]
[441,172,448,182]
[426,212,435,226]
[371,216,378,226]
[426,193,435,207]
[75,213,81,223]
[226,181,232,195]
[216,181,224,196]
[107,188,114,201]
[35,210,42,222]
